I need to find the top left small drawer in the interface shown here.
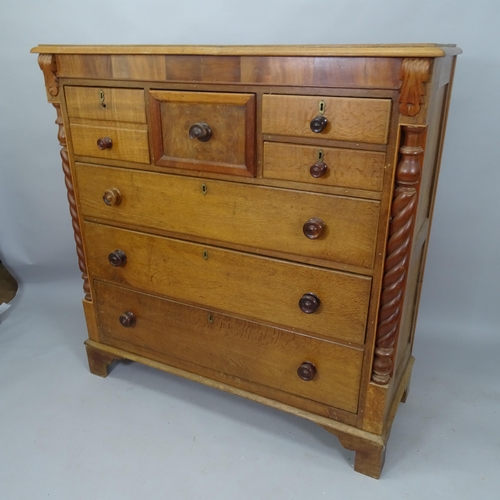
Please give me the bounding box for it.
[65,87,147,123]
[65,87,150,164]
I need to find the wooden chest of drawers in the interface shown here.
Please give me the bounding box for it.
[32,44,460,478]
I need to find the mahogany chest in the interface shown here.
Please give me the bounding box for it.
[32,44,460,478]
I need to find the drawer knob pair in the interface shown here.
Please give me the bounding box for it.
[119,311,136,328]
[310,161,328,178]
[303,217,325,239]
[103,188,122,206]
[310,116,328,134]
[97,137,113,150]
[108,249,127,267]
[297,361,317,381]
[189,122,212,142]
[299,292,321,314]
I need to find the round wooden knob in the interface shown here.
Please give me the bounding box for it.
[310,161,328,178]
[189,122,212,142]
[108,249,127,267]
[97,137,113,150]
[119,311,136,328]
[299,293,321,314]
[303,218,325,239]
[297,362,317,381]
[310,116,328,133]
[102,188,122,206]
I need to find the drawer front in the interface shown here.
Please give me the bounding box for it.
[76,164,379,268]
[262,95,391,144]
[94,281,364,413]
[150,90,255,177]
[65,87,146,123]
[264,142,386,192]
[84,222,371,344]
[70,120,150,164]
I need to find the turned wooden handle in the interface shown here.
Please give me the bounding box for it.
[303,217,325,239]
[299,293,321,314]
[102,188,122,206]
[97,137,113,150]
[297,362,316,381]
[189,122,212,142]
[108,249,127,267]
[119,311,136,328]
[310,116,328,133]
[310,161,328,178]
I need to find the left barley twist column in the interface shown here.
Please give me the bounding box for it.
[38,54,91,301]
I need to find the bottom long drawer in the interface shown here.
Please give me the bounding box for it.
[94,281,364,414]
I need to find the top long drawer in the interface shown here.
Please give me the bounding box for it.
[75,163,380,269]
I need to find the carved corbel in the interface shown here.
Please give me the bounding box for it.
[372,126,425,385]
[38,54,59,97]
[53,103,91,300]
[399,58,431,117]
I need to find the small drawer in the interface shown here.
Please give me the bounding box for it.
[84,222,372,344]
[65,87,147,123]
[76,163,380,269]
[94,281,364,413]
[264,142,386,191]
[149,90,256,177]
[70,119,150,164]
[262,95,391,145]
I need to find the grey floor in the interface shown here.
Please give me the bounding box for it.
[1,278,498,499]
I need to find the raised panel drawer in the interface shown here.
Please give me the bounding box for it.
[150,90,256,176]
[263,142,386,191]
[76,163,379,268]
[65,87,147,123]
[262,95,391,144]
[94,281,364,413]
[70,120,150,164]
[84,222,371,344]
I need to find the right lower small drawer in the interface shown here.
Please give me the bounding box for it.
[262,94,391,144]
[94,280,364,413]
[263,142,386,191]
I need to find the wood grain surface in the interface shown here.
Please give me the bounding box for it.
[84,222,372,343]
[263,142,386,191]
[149,90,255,176]
[262,95,391,145]
[76,164,380,269]
[70,119,149,164]
[65,86,146,123]
[94,281,364,413]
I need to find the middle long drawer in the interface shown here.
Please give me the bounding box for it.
[76,163,380,269]
[84,222,371,344]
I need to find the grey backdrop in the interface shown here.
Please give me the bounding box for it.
[1,0,499,496]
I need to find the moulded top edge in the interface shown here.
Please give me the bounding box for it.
[30,44,462,57]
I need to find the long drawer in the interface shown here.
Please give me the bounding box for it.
[94,281,364,413]
[84,222,371,344]
[76,163,380,269]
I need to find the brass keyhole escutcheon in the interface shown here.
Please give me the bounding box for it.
[318,100,326,115]
[202,184,208,195]
[203,250,208,260]
[99,89,106,109]
[317,149,324,162]
[208,313,214,323]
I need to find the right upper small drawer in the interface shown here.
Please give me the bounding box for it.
[262,95,391,145]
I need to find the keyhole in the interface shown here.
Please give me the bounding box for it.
[318,100,325,115]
